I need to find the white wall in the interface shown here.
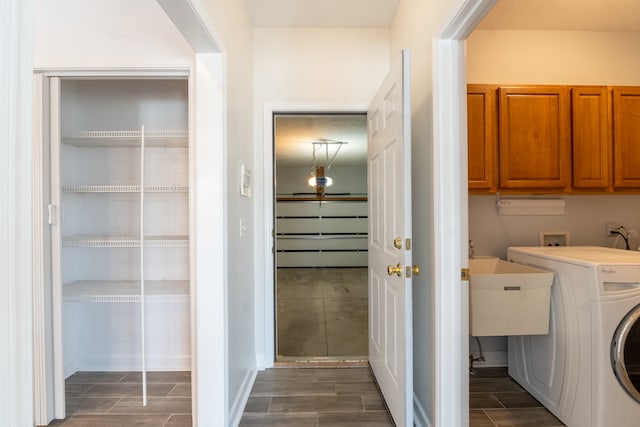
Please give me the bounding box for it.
[389,0,459,425]
[34,0,193,69]
[188,1,257,424]
[466,29,640,370]
[468,30,640,85]
[470,195,640,259]
[253,27,390,368]
[254,28,390,105]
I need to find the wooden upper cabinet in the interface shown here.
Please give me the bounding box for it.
[572,86,611,190]
[498,86,571,190]
[613,87,640,189]
[467,85,498,193]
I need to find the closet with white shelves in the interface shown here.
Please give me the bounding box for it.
[52,78,190,403]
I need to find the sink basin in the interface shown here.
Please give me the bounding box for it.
[469,257,553,279]
[468,258,554,336]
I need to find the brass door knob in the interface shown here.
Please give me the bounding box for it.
[387,263,402,277]
[410,265,420,276]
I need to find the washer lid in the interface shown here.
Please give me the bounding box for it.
[509,246,640,267]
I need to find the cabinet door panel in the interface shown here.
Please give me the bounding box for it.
[572,86,610,189]
[467,85,497,193]
[499,86,570,190]
[613,87,640,189]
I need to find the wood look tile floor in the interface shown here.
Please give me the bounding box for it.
[470,367,565,427]
[241,366,565,427]
[46,368,565,426]
[239,366,394,426]
[43,371,191,427]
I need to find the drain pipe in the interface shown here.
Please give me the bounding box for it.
[469,336,485,374]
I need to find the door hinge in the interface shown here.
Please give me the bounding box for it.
[461,268,470,281]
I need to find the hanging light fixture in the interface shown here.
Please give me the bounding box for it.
[306,140,345,196]
[308,166,333,188]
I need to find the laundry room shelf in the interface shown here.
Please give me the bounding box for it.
[62,235,189,248]
[63,280,189,303]
[62,185,189,193]
[61,130,188,147]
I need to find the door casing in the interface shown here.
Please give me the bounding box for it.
[258,103,368,368]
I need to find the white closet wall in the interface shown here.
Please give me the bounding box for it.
[55,79,190,376]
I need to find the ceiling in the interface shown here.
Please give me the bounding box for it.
[275,115,367,167]
[266,0,638,166]
[247,0,400,28]
[477,0,640,32]
[248,0,640,31]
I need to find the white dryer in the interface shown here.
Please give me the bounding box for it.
[506,246,640,427]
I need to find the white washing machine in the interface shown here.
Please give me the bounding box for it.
[507,246,640,427]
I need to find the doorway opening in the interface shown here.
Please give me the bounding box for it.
[273,113,369,363]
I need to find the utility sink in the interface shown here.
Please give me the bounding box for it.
[468,257,554,336]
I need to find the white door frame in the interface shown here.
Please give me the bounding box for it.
[432,1,496,426]
[258,103,367,368]
[1,0,34,425]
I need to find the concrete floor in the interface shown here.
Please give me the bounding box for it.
[276,267,368,359]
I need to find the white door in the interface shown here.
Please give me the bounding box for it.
[368,50,413,427]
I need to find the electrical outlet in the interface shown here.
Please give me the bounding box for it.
[606,222,621,237]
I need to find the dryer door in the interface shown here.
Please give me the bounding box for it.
[612,303,640,403]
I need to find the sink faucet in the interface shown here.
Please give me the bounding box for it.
[611,226,631,250]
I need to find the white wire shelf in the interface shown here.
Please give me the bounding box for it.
[62,235,189,248]
[63,280,189,303]
[61,130,188,147]
[62,185,189,193]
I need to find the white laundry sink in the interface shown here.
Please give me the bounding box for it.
[468,257,554,336]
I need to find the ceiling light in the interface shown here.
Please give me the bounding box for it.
[306,140,346,192]
[308,175,333,187]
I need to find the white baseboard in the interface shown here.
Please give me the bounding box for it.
[229,367,258,427]
[66,355,191,376]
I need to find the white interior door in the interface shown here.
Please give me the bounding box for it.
[367,50,413,427]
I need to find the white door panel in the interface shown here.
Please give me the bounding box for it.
[368,50,413,427]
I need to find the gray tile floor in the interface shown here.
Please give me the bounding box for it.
[470,367,565,427]
[44,371,191,427]
[239,366,394,426]
[277,267,368,358]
